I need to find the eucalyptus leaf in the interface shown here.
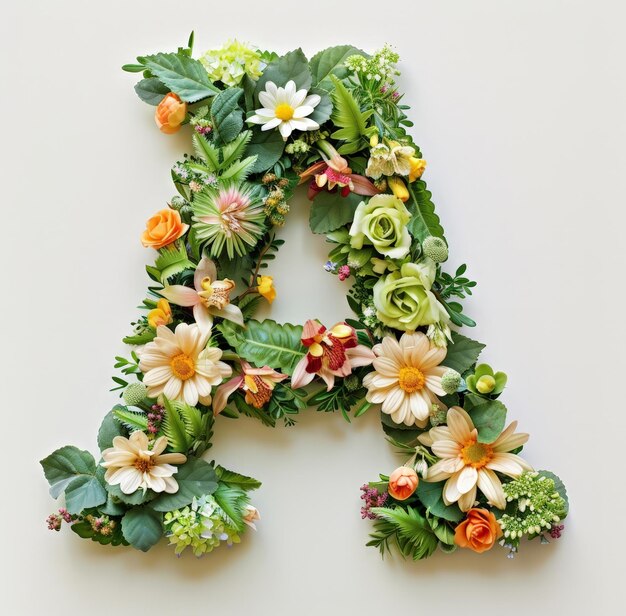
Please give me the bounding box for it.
[106,482,156,506]
[97,411,127,451]
[64,475,107,515]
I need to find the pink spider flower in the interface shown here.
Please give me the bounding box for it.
[159,257,244,334]
[291,320,375,391]
[299,140,380,200]
[212,361,288,416]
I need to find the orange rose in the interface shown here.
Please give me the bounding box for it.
[388,466,419,500]
[454,508,503,553]
[141,208,189,250]
[155,93,187,134]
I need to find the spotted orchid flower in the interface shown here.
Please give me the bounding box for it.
[159,257,244,334]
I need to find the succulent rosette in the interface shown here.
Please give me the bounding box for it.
[40,34,567,563]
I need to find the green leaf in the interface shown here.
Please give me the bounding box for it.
[309,190,362,234]
[371,506,439,560]
[154,244,194,283]
[468,399,507,443]
[329,75,373,144]
[220,155,257,182]
[71,520,128,546]
[246,129,285,173]
[442,331,486,374]
[161,398,192,453]
[308,89,333,125]
[169,399,203,438]
[416,481,464,522]
[138,53,219,102]
[134,77,170,105]
[64,475,107,515]
[256,48,311,95]
[221,130,253,168]
[40,446,97,499]
[121,507,163,552]
[218,319,305,376]
[213,483,249,531]
[211,87,244,144]
[100,494,127,517]
[192,133,220,170]
[112,406,148,432]
[150,458,218,512]
[430,518,456,545]
[106,482,156,506]
[215,465,262,490]
[97,411,127,451]
[538,470,569,516]
[309,45,364,90]
[122,329,156,345]
[406,180,446,243]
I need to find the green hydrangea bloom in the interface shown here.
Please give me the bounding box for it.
[200,40,262,87]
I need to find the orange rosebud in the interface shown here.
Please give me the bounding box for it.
[388,466,419,500]
[141,208,189,250]
[155,93,187,134]
[454,508,503,553]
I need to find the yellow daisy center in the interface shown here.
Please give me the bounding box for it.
[398,366,426,393]
[275,103,295,121]
[170,353,196,381]
[461,439,494,469]
[134,456,155,473]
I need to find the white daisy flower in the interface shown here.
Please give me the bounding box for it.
[248,80,321,140]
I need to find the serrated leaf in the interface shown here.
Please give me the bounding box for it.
[100,494,128,517]
[416,481,464,523]
[138,53,219,102]
[215,465,262,490]
[97,411,127,451]
[329,75,373,144]
[309,190,362,234]
[192,133,220,170]
[161,398,192,453]
[442,331,486,374]
[406,180,446,242]
[218,319,305,376]
[112,406,148,432]
[134,77,170,105]
[468,399,507,443]
[122,507,163,552]
[213,483,249,531]
[256,48,311,96]
[154,244,194,284]
[221,130,253,168]
[211,87,244,144]
[309,45,364,90]
[246,128,285,173]
[220,155,257,182]
[40,446,97,499]
[150,458,218,511]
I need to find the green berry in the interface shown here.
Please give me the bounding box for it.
[440,369,461,395]
[476,375,496,394]
[123,382,148,406]
[422,236,448,263]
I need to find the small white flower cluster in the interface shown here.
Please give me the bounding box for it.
[345,45,400,84]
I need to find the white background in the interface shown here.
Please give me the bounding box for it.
[2,1,625,614]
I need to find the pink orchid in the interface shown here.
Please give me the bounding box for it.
[291,320,375,391]
[212,361,288,416]
[299,140,380,200]
[159,257,244,334]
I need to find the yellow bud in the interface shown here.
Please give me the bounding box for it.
[370,133,379,147]
[388,176,409,202]
[408,157,427,182]
[476,375,496,394]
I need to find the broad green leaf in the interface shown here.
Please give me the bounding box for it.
[150,458,218,511]
[406,180,446,243]
[122,329,156,345]
[330,75,373,144]
[416,481,464,523]
[97,411,127,451]
[215,465,262,490]
[468,399,507,443]
[106,482,156,506]
[100,494,127,517]
[309,190,363,234]
[64,475,107,514]
[40,446,97,499]
[210,87,244,144]
[308,89,333,126]
[138,53,219,102]
[121,507,163,552]
[218,319,305,376]
[256,48,311,95]
[213,483,248,531]
[134,77,170,105]
[538,470,569,516]
[309,45,365,90]
[441,331,486,374]
[246,128,285,173]
[71,520,128,546]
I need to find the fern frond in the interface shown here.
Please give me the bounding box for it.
[161,398,191,452]
[220,155,258,182]
[112,406,149,432]
[154,244,194,284]
[192,133,220,170]
[169,400,203,438]
[330,75,373,144]
[213,484,249,531]
[221,130,253,168]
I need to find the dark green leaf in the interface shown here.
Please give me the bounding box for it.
[256,48,311,95]
[150,458,218,511]
[134,77,170,105]
[121,507,163,552]
[40,446,97,499]
[308,89,333,125]
[215,466,262,490]
[416,481,464,522]
[309,45,365,90]
[246,129,285,173]
[97,411,127,451]
[468,400,507,443]
[442,331,486,374]
[211,87,244,144]
[309,191,362,234]
[406,180,446,243]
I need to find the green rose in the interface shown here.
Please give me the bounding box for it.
[373,261,448,330]
[349,194,411,259]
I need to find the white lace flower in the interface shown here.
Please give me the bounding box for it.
[248,80,320,140]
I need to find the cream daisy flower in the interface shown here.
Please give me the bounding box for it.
[248,80,321,140]
[101,431,186,494]
[139,323,232,407]
[418,407,533,511]
[362,332,447,427]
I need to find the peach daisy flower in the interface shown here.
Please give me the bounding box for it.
[418,407,533,511]
[362,332,447,427]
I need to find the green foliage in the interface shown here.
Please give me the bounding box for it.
[190,131,257,182]
[112,405,148,432]
[466,399,508,443]
[160,397,210,453]
[97,411,127,451]
[106,482,156,506]
[437,263,477,301]
[442,331,486,374]
[215,466,262,491]
[309,45,365,90]
[308,380,370,422]
[64,475,108,515]
[210,87,244,144]
[256,48,311,95]
[406,180,446,243]
[416,481,464,523]
[150,457,218,512]
[368,506,439,560]
[122,329,156,345]
[218,319,305,376]
[329,75,374,153]
[100,494,128,517]
[71,520,128,547]
[538,470,569,516]
[121,507,164,552]
[309,191,362,234]
[154,243,195,284]
[246,129,285,173]
[41,446,99,498]
[134,77,170,105]
[137,53,219,102]
[308,89,333,126]
[213,483,249,532]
